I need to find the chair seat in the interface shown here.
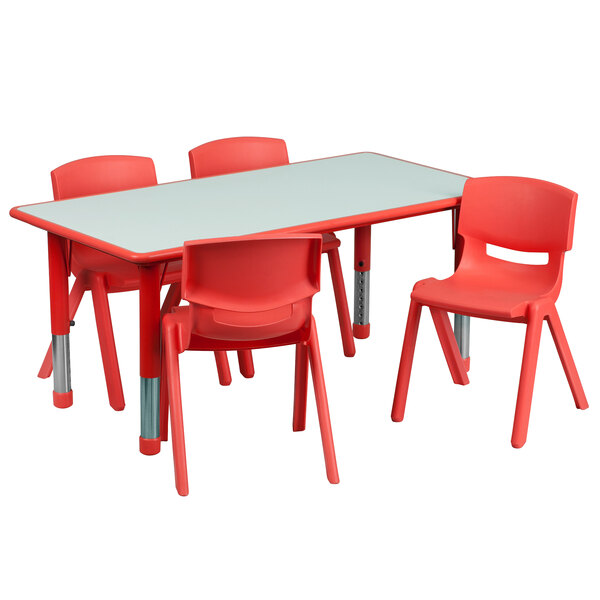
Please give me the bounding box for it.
[411,264,557,321]
[321,232,340,253]
[72,244,181,292]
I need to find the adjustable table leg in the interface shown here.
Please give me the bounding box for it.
[139,264,161,455]
[353,225,371,339]
[48,233,73,408]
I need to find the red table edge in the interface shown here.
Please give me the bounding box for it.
[10,196,462,265]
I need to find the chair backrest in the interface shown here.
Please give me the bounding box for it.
[51,155,157,200]
[189,137,289,179]
[458,176,577,253]
[181,235,322,342]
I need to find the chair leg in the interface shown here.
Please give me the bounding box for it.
[429,307,469,385]
[511,309,544,449]
[164,322,188,496]
[38,343,54,379]
[214,351,232,386]
[546,305,588,410]
[159,335,169,442]
[326,248,356,357]
[307,317,339,484]
[237,350,255,378]
[160,282,181,320]
[38,276,86,379]
[391,300,423,422]
[159,283,181,441]
[293,342,309,432]
[90,274,125,411]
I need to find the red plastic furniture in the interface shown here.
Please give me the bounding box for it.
[391,176,588,447]
[189,137,356,358]
[160,234,339,495]
[38,156,233,411]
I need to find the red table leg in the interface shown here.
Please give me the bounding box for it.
[139,264,161,455]
[353,225,371,339]
[48,233,73,408]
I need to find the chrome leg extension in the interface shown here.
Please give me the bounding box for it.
[354,270,370,329]
[454,314,470,360]
[52,334,71,393]
[140,377,160,440]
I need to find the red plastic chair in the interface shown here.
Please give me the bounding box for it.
[160,234,339,495]
[189,137,356,359]
[391,176,588,447]
[38,156,233,411]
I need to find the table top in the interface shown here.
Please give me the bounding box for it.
[10,152,468,263]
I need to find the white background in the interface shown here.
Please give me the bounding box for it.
[1,1,598,598]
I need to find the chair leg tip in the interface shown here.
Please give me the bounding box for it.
[511,438,526,449]
[292,424,306,432]
[327,473,340,484]
[391,410,405,422]
[176,478,189,496]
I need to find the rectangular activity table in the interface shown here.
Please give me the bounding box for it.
[11,152,470,453]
